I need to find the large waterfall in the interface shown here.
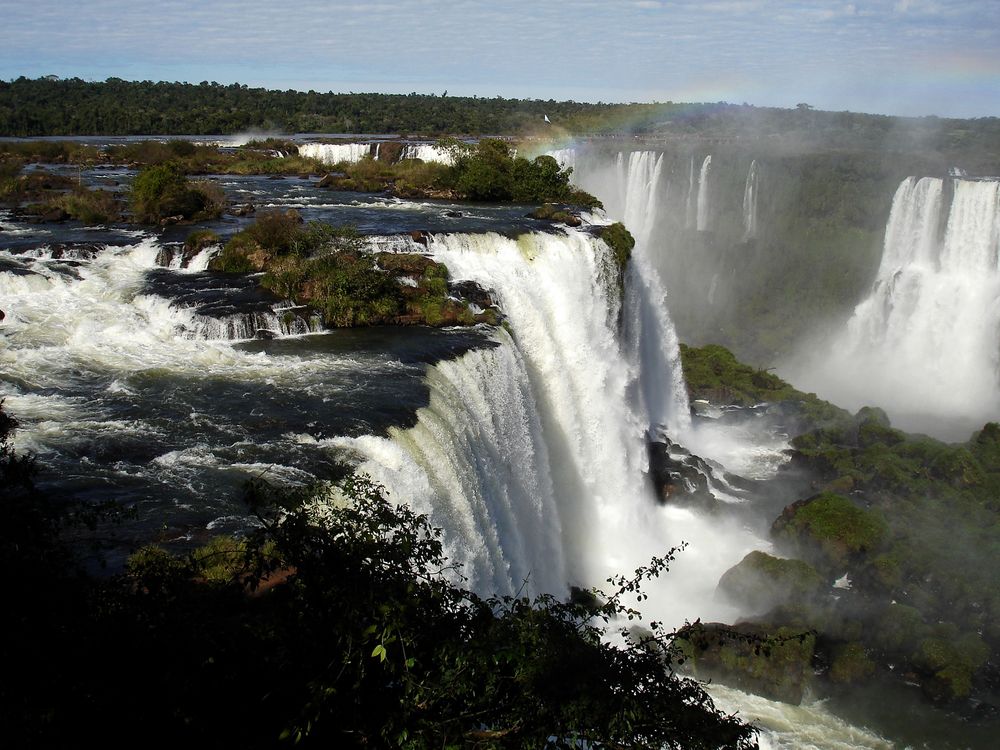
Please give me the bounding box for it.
[298,142,374,164]
[336,229,755,623]
[796,176,1000,435]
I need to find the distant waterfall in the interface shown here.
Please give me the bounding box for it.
[742,159,759,241]
[298,143,374,164]
[801,176,1000,434]
[401,144,456,165]
[685,156,697,229]
[547,148,576,172]
[696,155,712,231]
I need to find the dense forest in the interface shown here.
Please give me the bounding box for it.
[2,77,1000,160]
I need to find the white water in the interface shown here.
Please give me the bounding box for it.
[401,144,457,165]
[610,151,691,435]
[709,685,893,750]
[686,155,697,229]
[298,142,374,164]
[697,155,713,232]
[336,230,761,622]
[743,159,759,241]
[794,176,1000,436]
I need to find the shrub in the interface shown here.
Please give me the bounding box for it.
[129,162,224,223]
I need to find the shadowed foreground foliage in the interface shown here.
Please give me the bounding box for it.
[0,404,755,749]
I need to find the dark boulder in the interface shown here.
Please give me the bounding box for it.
[647,438,718,511]
[677,622,816,705]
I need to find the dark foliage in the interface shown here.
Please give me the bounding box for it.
[0,400,756,748]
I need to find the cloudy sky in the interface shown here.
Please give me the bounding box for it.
[3,0,998,117]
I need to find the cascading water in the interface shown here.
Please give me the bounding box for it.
[795,176,1000,436]
[336,230,757,620]
[401,144,456,165]
[685,155,697,229]
[610,151,691,435]
[743,159,759,241]
[696,155,713,231]
[298,142,374,164]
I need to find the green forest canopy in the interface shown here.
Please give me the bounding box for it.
[2,77,998,156]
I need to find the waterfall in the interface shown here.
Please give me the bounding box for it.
[611,151,691,435]
[696,155,712,231]
[298,143,374,165]
[742,159,759,241]
[685,156,696,229]
[799,176,1000,434]
[336,230,747,617]
[401,144,456,165]
[547,148,577,172]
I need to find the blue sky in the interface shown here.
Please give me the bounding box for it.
[2,0,998,117]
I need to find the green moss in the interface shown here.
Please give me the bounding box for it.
[773,492,887,572]
[915,633,990,701]
[530,203,582,226]
[595,222,634,272]
[681,624,816,704]
[829,642,876,684]
[717,551,825,612]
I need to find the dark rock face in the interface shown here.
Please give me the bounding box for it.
[410,230,429,246]
[448,280,494,311]
[646,438,719,512]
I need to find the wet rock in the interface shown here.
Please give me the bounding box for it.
[229,203,256,217]
[647,438,719,512]
[448,280,494,311]
[410,229,429,246]
[444,210,463,218]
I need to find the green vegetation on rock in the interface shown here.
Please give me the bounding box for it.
[680,343,850,431]
[679,623,817,705]
[717,550,826,613]
[210,211,496,328]
[772,492,888,574]
[129,162,224,224]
